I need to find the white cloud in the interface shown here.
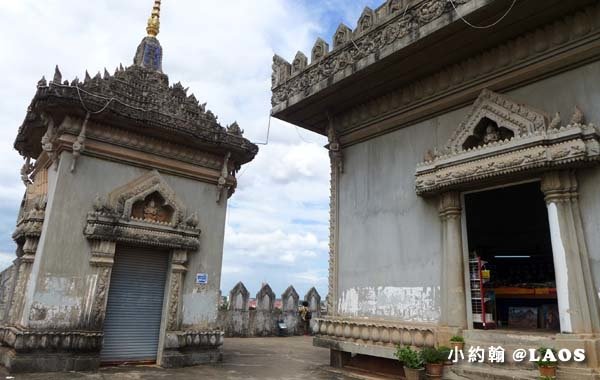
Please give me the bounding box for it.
[0,0,379,297]
[0,253,14,270]
[292,270,328,286]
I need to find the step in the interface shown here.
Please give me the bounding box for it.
[461,329,558,370]
[447,363,540,380]
[460,341,537,369]
[463,329,558,347]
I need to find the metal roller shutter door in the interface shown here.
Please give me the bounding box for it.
[100,246,169,363]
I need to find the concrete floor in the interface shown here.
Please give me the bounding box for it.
[1,337,358,380]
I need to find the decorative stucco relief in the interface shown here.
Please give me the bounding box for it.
[332,3,600,136]
[272,0,474,106]
[84,170,201,250]
[59,118,225,171]
[415,90,600,195]
[167,274,182,331]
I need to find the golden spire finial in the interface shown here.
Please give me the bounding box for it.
[146,0,161,37]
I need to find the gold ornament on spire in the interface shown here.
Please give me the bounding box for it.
[146,0,161,37]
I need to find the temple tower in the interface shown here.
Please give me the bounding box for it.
[1,1,257,372]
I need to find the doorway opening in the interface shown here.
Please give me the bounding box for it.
[464,181,559,331]
[100,246,170,364]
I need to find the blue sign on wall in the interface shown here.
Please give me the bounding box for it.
[196,273,208,285]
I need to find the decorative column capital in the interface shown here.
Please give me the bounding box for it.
[171,249,188,273]
[89,240,116,267]
[439,192,461,219]
[541,171,578,203]
[20,237,40,263]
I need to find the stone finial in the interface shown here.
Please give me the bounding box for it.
[311,38,329,63]
[548,112,561,130]
[281,285,299,312]
[229,282,250,311]
[184,212,199,228]
[84,70,91,83]
[291,51,308,75]
[387,0,408,15]
[333,23,352,49]
[227,122,243,136]
[304,287,321,313]
[37,76,47,88]
[272,54,291,88]
[570,106,584,125]
[256,283,276,311]
[103,68,111,80]
[53,65,62,84]
[357,7,375,33]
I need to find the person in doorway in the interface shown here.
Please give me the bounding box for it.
[299,301,312,336]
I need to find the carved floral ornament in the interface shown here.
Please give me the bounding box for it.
[84,170,201,250]
[271,0,472,100]
[415,90,600,195]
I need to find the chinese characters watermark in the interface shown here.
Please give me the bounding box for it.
[448,346,585,364]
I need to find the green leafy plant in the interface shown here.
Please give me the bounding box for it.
[438,346,452,362]
[449,335,464,343]
[420,347,446,364]
[395,346,424,369]
[536,347,558,367]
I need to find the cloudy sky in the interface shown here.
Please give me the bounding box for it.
[0,0,382,299]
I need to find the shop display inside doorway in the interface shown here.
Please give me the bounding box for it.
[464,181,559,331]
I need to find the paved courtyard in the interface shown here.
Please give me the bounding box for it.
[0,337,357,380]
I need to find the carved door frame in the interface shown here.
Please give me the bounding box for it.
[83,170,200,362]
[417,89,600,334]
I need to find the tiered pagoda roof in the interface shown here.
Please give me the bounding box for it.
[15,0,257,165]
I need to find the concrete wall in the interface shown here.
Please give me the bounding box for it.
[217,282,321,337]
[0,265,15,321]
[22,151,226,330]
[337,59,600,321]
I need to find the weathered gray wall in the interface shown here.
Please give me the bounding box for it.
[22,149,226,330]
[337,60,600,321]
[0,265,15,321]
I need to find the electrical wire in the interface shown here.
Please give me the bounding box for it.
[254,114,271,146]
[294,125,316,144]
[448,0,517,30]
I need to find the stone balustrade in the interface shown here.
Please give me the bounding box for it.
[313,317,436,348]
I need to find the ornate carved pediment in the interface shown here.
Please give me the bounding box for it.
[84,170,201,250]
[415,90,600,195]
[444,89,548,153]
[107,170,185,227]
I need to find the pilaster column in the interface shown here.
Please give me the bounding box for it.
[167,249,187,331]
[439,192,467,328]
[88,240,116,329]
[327,123,342,315]
[9,237,39,324]
[541,171,600,334]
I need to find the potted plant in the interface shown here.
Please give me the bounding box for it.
[395,346,424,380]
[437,346,452,366]
[535,347,558,378]
[421,347,445,378]
[449,335,465,351]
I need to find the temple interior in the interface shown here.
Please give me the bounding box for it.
[465,181,559,331]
